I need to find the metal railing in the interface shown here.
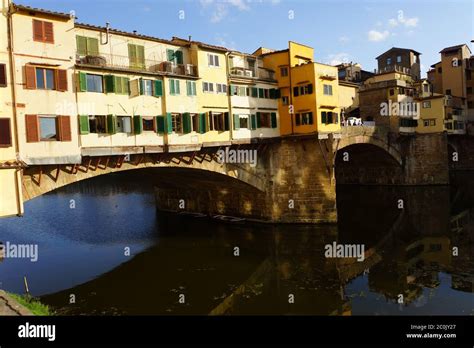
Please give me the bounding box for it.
[75,52,198,77]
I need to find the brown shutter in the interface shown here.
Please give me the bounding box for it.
[0,64,6,87]
[25,65,36,89]
[0,118,12,147]
[56,69,68,91]
[33,19,44,42]
[57,116,71,142]
[25,114,39,143]
[44,22,54,44]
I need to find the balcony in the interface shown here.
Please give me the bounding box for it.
[445,95,464,109]
[229,65,275,81]
[376,64,412,76]
[230,66,256,78]
[75,52,198,77]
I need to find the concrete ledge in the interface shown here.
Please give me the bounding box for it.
[202,141,232,148]
[25,155,82,165]
[144,146,165,154]
[81,147,144,156]
[167,144,202,153]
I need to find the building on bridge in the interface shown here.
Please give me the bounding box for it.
[255,42,341,137]
[428,44,473,134]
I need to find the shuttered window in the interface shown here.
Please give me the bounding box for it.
[32,19,54,44]
[25,65,68,91]
[128,44,145,70]
[0,64,6,87]
[25,114,39,142]
[76,36,99,56]
[0,118,12,147]
[57,115,72,141]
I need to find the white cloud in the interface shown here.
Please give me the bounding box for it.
[388,18,398,27]
[200,0,251,23]
[326,52,350,66]
[339,36,349,43]
[215,34,237,50]
[394,10,419,27]
[368,30,390,42]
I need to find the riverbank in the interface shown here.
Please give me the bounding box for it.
[0,290,51,316]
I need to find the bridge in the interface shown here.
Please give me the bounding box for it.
[13,125,450,223]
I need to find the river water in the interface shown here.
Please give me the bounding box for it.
[0,171,473,315]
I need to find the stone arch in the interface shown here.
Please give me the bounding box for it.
[21,155,266,202]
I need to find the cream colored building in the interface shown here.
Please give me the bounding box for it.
[227,52,279,141]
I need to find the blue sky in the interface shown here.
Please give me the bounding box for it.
[19,0,474,77]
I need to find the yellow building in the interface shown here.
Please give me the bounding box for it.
[173,37,231,147]
[416,95,446,134]
[257,41,341,136]
[0,0,23,217]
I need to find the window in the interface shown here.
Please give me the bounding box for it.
[169,79,180,95]
[142,80,153,96]
[208,54,220,67]
[171,114,183,133]
[203,82,214,93]
[282,96,289,105]
[295,112,313,126]
[280,66,289,77]
[264,89,270,99]
[446,89,451,95]
[0,118,12,147]
[423,84,429,93]
[128,44,145,70]
[89,115,107,133]
[323,84,333,96]
[76,36,99,56]
[186,81,197,96]
[414,55,417,63]
[210,112,225,131]
[39,116,57,140]
[424,119,436,127]
[114,76,130,95]
[0,64,6,87]
[468,101,473,108]
[36,68,55,90]
[191,114,199,132]
[467,70,472,80]
[422,101,431,108]
[387,57,392,65]
[33,19,54,43]
[239,115,249,129]
[116,116,132,133]
[142,117,155,131]
[217,83,227,94]
[321,111,338,125]
[256,113,270,128]
[86,74,103,93]
[467,87,473,94]
[294,84,313,97]
[397,55,402,63]
[167,49,183,65]
[389,89,395,96]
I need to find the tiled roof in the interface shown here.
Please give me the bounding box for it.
[440,44,471,54]
[12,3,72,19]
[375,47,422,59]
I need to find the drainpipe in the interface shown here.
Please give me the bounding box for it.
[287,48,294,135]
[7,2,23,216]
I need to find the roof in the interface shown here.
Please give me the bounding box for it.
[430,61,441,68]
[440,44,472,54]
[12,3,73,19]
[171,37,228,52]
[75,23,180,46]
[375,47,422,59]
[259,48,289,57]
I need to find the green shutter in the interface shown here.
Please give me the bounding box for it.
[183,113,191,134]
[175,50,183,64]
[166,113,173,134]
[105,75,115,93]
[251,87,258,97]
[169,79,175,95]
[199,113,206,134]
[251,114,257,130]
[269,89,275,99]
[233,114,240,130]
[133,115,143,134]
[137,45,145,69]
[224,112,230,131]
[156,116,165,133]
[256,112,261,128]
[124,78,130,95]
[79,115,89,135]
[175,80,180,94]
[167,49,175,62]
[154,80,163,97]
[230,85,237,96]
[271,112,277,128]
[186,81,191,96]
[321,112,327,124]
[128,44,137,68]
[139,78,144,95]
[76,36,87,55]
[309,112,314,124]
[79,72,87,92]
[87,37,99,56]
[258,88,264,98]
[107,114,116,134]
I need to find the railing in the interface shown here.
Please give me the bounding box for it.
[75,52,198,77]
[230,66,256,78]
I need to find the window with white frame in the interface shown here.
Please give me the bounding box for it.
[217,83,227,94]
[208,54,220,67]
[203,82,214,93]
